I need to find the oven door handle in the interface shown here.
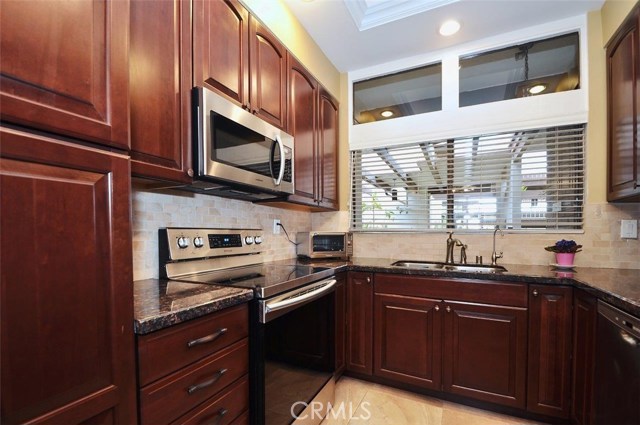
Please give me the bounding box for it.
[265,278,337,314]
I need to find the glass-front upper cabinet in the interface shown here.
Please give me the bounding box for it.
[459,32,579,107]
[353,63,442,124]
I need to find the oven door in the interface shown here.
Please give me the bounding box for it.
[251,278,336,425]
[196,87,294,194]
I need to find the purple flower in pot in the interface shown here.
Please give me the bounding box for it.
[544,239,582,266]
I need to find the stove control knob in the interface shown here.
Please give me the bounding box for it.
[193,236,204,248]
[177,236,190,249]
[254,236,263,244]
[245,236,254,245]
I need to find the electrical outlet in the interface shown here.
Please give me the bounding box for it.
[273,219,281,234]
[620,219,638,239]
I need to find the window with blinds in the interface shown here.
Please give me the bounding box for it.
[351,124,585,232]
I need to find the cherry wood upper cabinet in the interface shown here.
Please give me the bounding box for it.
[194,0,249,107]
[346,272,373,376]
[0,126,136,424]
[193,0,286,130]
[249,18,287,130]
[0,0,129,150]
[287,54,319,205]
[282,54,339,211]
[607,6,640,201]
[318,87,340,210]
[129,0,192,183]
[527,285,573,419]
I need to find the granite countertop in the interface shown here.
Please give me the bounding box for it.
[297,257,640,317]
[133,279,253,335]
[133,258,639,335]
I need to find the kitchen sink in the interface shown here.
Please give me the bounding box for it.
[391,260,507,274]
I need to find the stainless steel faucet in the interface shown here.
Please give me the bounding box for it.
[446,232,467,264]
[491,225,504,266]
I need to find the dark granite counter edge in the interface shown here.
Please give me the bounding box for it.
[329,263,640,318]
[134,290,254,335]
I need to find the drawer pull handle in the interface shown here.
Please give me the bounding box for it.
[187,328,227,348]
[187,368,228,394]
[206,408,228,425]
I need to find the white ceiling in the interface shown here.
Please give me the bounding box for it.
[283,0,604,72]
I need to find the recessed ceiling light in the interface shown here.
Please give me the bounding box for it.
[528,84,547,95]
[380,110,394,118]
[439,20,460,36]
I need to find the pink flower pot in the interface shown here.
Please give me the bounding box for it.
[556,253,575,266]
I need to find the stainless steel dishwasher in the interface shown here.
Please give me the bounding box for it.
[594,301,640,424]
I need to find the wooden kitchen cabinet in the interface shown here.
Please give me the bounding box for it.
[0,0,130,150]
[137,304,250,425]
[443,301,527,409]
[373,274,528,409]
[129,0,193,183]
[572,289,597,425]
[249,18,288,130]
[285,54,339,210]
[193,0,286,130]
[318,87,340,210]
[346,272,374,375]
[335,273,347,377]
[374,293,442,390]
[607,5,640,201]
[527,284,573,418]
[0,126,136,424]
[287,54,319,206]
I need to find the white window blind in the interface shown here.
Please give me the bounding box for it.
[351,124,585,232]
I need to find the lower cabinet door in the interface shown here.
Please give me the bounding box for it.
[0,126,136,424]
[527,285,573,418]
[374,293,442,390]
[346,272,373,375]
[572,289,597,425]
[443,301,527,408]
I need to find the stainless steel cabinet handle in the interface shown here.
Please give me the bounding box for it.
[446,306,451,313]
[187,328,227,348]
[207,408,228,425]
[434,305,440,312]
[187,368,228,394]
[366,277,371,283]
[533,289,539,297]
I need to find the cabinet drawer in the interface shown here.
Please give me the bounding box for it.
[140,339,249,425]
[138,304,248,385]
[171,375,249,425]
[375,274,528,307]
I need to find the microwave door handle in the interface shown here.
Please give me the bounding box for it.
[268,135,285,185]
[274,135,285,186]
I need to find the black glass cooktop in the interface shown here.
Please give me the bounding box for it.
[173,263,334,299]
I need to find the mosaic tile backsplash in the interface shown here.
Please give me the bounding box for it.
[133,190,638,281]
[313,204,640,270]
[132,188,311,280]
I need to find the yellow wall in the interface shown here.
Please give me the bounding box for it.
[587,10,608,203]
[242,0,341,99]
[601,0,638,45]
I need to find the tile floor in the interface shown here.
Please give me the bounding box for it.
[321,377,545,425]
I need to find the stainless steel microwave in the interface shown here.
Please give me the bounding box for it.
[193,87,294,199]
[296,232,353,260]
